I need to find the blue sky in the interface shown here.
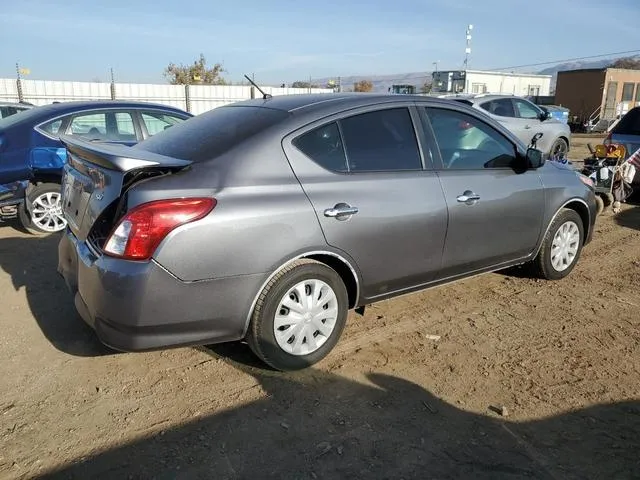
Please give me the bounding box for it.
[1,0,638,85]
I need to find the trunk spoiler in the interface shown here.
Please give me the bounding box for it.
[59,134,192,172]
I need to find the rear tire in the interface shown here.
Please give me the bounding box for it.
[18,182,66,235]
[529,208,584,280]
[247,259,349,371]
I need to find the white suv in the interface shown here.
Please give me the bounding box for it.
[442,94,571,158]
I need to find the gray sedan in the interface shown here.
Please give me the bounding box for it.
[57,93,597,371]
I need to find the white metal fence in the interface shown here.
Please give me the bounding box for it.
[0,78,333,115]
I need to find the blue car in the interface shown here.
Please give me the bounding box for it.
[0,101,192,233]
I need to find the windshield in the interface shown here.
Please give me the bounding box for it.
[135,105,289,162]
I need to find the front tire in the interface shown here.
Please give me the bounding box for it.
[247,259,349,371]
[530,208,584,280]
[18,182,67,235]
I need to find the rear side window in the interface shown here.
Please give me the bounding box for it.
[293,108,422,173]
[38,118,63,135]
[136,106,289,162]
[293,122,348,172]
[480,99,516,118]
[340,108,422,172]
[613,108,640,136]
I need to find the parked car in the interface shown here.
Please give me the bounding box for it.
[58,93,597,371]
[450,94,571,158]
[0,101,34,119]
[0,100,192,233]
[606,106,640,185]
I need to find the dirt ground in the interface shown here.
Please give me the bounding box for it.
[1,151,639,479]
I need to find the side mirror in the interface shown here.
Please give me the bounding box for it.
[539,109,551,121]
[526,148,545,169]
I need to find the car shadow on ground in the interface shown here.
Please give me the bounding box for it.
[39,346,640,479]
[0,221,113,357]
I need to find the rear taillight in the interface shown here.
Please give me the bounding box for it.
[103,198,216,260]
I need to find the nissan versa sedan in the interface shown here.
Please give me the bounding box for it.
[57,93,597,371]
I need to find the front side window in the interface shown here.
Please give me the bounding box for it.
[514,99,542,120]
[426,107,517,170]
[480,98,516,118]
[141,111,186,136]
[339,108,422,172]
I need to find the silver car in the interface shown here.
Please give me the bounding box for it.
[447,94,571,158]
[57,93,596,371]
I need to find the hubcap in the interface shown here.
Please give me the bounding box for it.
[552,140,568,157]
[31,192,67,232]
[273,279,339,356]
[550,221,580,272]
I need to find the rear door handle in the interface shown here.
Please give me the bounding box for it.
[457,191,480,204]
[324,203,359,219]
[524,125,532,129]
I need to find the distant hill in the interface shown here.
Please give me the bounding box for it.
[537,55,640,77]
[309,55,640,93]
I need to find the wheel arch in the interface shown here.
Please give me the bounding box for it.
[535,198,591,257]
[243,250,361,336]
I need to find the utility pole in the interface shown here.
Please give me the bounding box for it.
[110,67,116,100]
[463,24,473,70]
[337,76,342,93]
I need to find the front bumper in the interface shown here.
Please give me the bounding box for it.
[0,180,28,208]
[57,228,266,352]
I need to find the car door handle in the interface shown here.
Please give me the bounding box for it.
[524,125,532,129]
[324,203,359,218]
[457,191,481,203]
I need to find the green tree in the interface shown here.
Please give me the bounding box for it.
[164,54,226,85]
[291,81,318,88]
[610,57,640,70]
[354,80,373,92]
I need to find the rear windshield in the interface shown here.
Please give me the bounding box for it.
[135,105,289,162]
[613,108,640,136]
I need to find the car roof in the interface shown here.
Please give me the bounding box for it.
[224,92,465,115]
[0,100,191,130]
[0,101,34,108]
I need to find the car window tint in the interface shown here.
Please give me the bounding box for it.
[480,99,516,118]
[136,106,288,162]
[426,107,517,170]
[115,112,136,138]
[293,122,347,172]
[339,108,422,172]
[69,113,107,139]
[0,106,18,118]
[614,107,640,136]
[514,99,541,119]
[39,118,63,135]
[142,112,186,136]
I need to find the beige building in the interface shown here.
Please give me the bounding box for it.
[555,68,640,124]
[431,70,552,96]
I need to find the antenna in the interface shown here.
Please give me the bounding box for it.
[243,74,272,99]
[463,24,473,70]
